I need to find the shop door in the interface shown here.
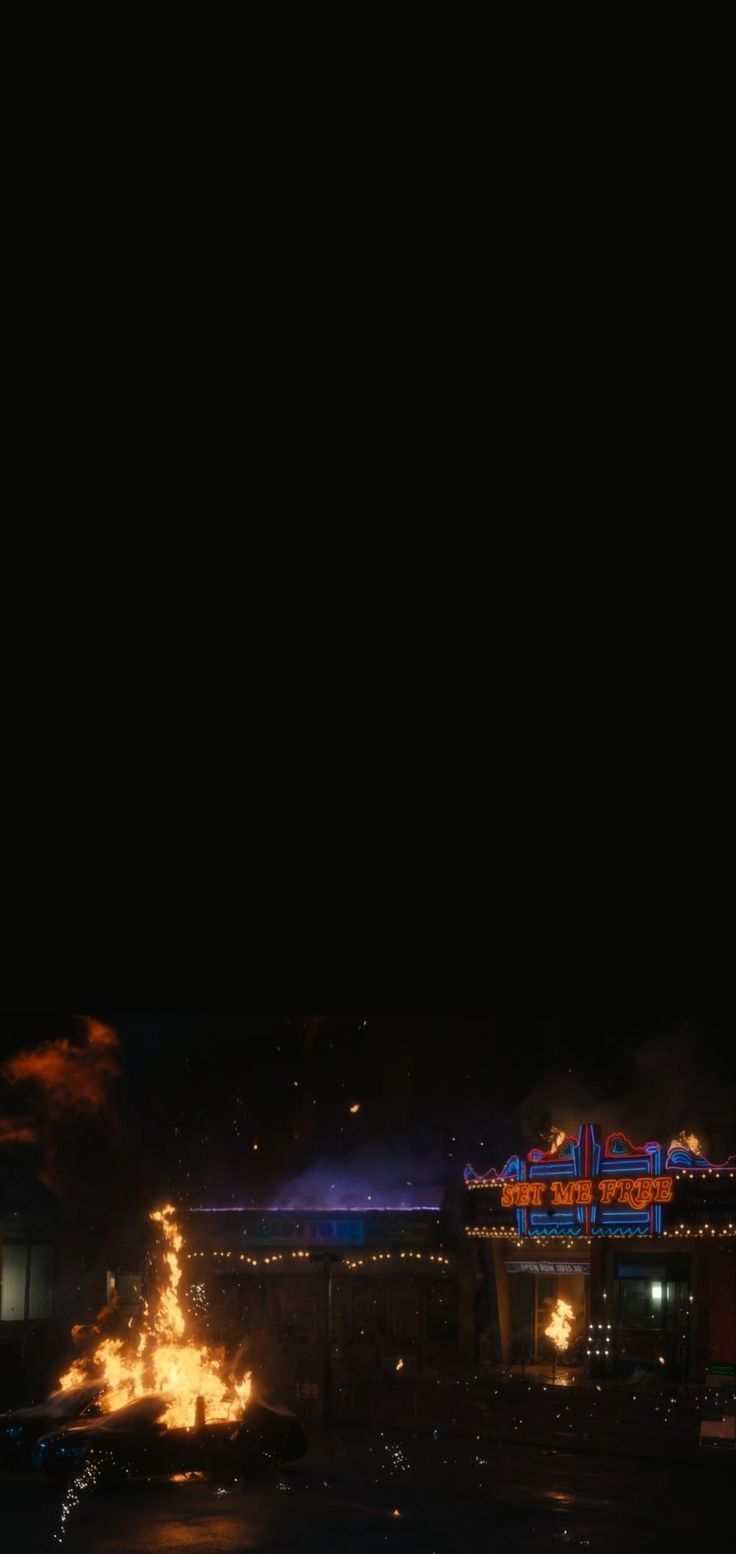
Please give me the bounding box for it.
[534,1274,587,1362]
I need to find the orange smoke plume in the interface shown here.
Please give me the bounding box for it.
[0,1016,120,1194]
[2,1017,119,1115]
[0,1118,37,1145]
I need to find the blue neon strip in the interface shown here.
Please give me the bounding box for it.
[529,1212,578,1225]
[591,1226,648,1236]
[527,1226,583,1237]
[600,1211,649,1220]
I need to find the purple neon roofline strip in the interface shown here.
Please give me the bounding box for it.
[188,1205,441,1213]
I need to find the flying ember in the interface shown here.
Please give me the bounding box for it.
[58,1206,251,1430]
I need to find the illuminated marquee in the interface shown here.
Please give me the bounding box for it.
[466,1123,673,1237]
[500,1177,674,1210]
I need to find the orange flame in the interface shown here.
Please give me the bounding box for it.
[545,1298,574,1353]
[546,1127,567,1154]
[669,1130,703,1155]
[59,1206,251,1430]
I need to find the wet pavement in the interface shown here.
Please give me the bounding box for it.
[1,1426,734,1553]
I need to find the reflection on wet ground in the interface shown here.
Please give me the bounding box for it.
[0,1426,733,1553]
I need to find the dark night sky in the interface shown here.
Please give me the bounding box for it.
[1,1014,735,1216]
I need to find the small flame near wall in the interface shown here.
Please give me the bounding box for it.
[669,1130,703,1154]
[545,1298,575,1353]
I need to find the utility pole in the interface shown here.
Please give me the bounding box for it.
[322,1253,333,1426]
[311,1252,339,1426]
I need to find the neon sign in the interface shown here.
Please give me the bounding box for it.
[598,1177,673,1207]
[465,1123,673,1237]
[500,1177,673,1210]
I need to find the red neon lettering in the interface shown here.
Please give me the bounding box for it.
[549,1180,594,1206]
[501,1182,546,1208]
[596,1176,674,1207]
[501,1175,674,1211]
[550,1181,575,1206]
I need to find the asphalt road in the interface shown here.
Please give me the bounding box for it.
[1,1428,733,1553]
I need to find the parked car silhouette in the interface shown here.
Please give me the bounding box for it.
[32,1395,308,1478]
[0,1382,107,1467]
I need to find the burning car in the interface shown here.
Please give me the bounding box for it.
[0,1382,107,1468]
[26,1204,307,1482]
[32,1394,307,1479]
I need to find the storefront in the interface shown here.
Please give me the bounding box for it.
[464,1123,736,1378]
[181,1206,458,1418]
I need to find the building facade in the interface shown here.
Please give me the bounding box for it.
[5,1126,732,1417]
[0,1160,149,1408]
[463,1123,736,1379]
[181,1206,459,1419]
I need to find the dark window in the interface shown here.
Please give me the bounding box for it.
[387,1279,422,1342]
[620,1279,656,1329]
[616,1267,689,1332]
[426,1284,457,1342]
[352,1282,385,1339]
[1,1243,53,1320]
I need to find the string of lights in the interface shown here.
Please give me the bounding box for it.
[465,1227,735,1242]
[185,1249,452,1268]
[586,1320,612,1359]
[468,1169,736,1186]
